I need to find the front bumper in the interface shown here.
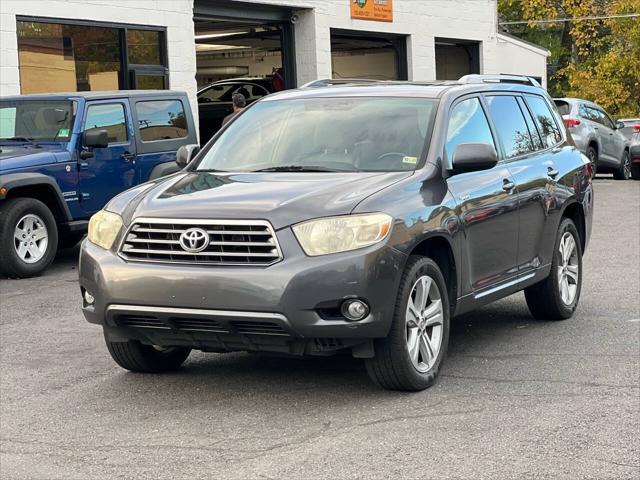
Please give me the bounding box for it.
[79,227,406,353]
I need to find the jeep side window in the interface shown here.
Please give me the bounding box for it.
[445,97,495,161]
[84,103,127,144]
[136,100,188,141]
[486,95,536,158]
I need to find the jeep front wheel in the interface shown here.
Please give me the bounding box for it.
[0,198,58,278]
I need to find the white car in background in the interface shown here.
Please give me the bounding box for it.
[554,98,631,180]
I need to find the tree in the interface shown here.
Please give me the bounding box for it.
[498,0,640,117]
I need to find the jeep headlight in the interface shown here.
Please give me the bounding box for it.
[88,210,123,249]
[293,213,392,256]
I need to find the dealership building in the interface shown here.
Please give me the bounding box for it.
[1,0,548,119]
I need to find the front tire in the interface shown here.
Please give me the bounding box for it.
[613,150,631,180]
[0,198,58,278]
[365,256,450,391]
[105,334,191,373]
[524,218,582,320]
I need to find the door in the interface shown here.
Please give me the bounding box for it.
[598,108,627,164]
[79,100,137,213]
[445,96,519,292]
[499,94,564,272]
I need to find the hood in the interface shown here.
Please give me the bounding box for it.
[0,144,69,172]
[126,170,412,229]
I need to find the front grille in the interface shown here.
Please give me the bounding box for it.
[231,321,288,336]
[118,314,169,330]
[171,317,227,333]
[119,218,282,266]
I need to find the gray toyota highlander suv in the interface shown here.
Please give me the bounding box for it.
[80,75,593,391]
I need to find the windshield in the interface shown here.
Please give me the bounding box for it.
[194,97,437,172]
[0,100,75,143]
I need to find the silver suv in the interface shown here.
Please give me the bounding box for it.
[554,98,631,180]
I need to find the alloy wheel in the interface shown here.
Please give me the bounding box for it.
[13,214,48,264]
[405,275,444,373]
[557,232,579,305]
[623,153,631,179]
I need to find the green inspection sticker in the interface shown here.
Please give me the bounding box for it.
[402,156,418,164]
[57,128,70,137]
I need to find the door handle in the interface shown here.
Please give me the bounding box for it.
[502,179,515,191]
[547,167,559,178]
[121,152,135,161]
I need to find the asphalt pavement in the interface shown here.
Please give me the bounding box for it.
[1,177,638,480]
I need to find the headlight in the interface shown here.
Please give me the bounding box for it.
[88,210,123,249]
[293,213,392,256]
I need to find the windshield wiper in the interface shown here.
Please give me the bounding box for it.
[0,136,36,143]
[252,165,349,173]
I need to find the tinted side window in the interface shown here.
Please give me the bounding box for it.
[84,103,127,143]
[486,95,535,158]
[136,100,188,141]
[597,108,615,129]
[234,84,268,102]
[445,97,495,161]
[517,97,543,149]
[554,100,571,116]
[525,95,562,148]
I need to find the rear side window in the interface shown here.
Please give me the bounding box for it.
[84,103,127,144]
[554,100,571,116]
[485,95,535,158]
[445,97,495,160]
[136,100,188,141]
[525,95,562,148]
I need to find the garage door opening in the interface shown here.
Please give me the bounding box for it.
[193,1,297,143]
[435,38,480,80]
[330,29,407,81]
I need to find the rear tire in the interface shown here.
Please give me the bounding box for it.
[613,150,631,180]
[105,333,191,373]
[630,163,640,181]
[524,218,582,320]
[586,145,598,175]
[365,256,450,391]
[0,198,58,278]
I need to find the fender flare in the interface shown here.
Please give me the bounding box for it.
[0,172,72,222]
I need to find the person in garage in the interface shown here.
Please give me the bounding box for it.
[222,93,247,126]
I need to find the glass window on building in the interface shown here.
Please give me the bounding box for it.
[17,20,167,94]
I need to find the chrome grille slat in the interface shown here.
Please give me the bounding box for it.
[119,218,283,266]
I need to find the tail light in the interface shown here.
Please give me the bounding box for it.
[563,116,581,127]
[633,124,640,132]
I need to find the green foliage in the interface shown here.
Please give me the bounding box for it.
[498,0,640,117]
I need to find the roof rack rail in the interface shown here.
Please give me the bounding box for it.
[300,78,385,88]
[458,74,541,88]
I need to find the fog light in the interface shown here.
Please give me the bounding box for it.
[341,299,369,321]
[84,290,95,305]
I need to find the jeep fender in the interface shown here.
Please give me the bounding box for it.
[0,172,72,222]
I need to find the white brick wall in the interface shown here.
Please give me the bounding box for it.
[0,0,548,117]
[238,0,548,84]
[0,0,198,121]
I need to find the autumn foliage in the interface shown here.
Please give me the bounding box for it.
[499,0,640,117]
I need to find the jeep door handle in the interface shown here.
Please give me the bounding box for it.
[547,167,559,178]
[121,152,135,161]
[502,179,515,191]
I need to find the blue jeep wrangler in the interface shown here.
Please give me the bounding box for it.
[0,90,198,278]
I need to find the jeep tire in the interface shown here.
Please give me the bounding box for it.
[0,198,58,278]
[365,256,450,391]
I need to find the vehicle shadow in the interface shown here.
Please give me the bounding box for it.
[99,299,541,401]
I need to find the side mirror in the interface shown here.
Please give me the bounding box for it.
[451,143,498,174]
[84,129,109,148]
[176,144,200,168]
[615,120,625,130]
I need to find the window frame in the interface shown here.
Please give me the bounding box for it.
[479,91,565,163]
[16,15,168,93]
[83,101,129,146]
[444,94,500,166]
[134,99,189,143]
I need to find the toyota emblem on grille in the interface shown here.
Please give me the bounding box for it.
[179,228,209,253]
